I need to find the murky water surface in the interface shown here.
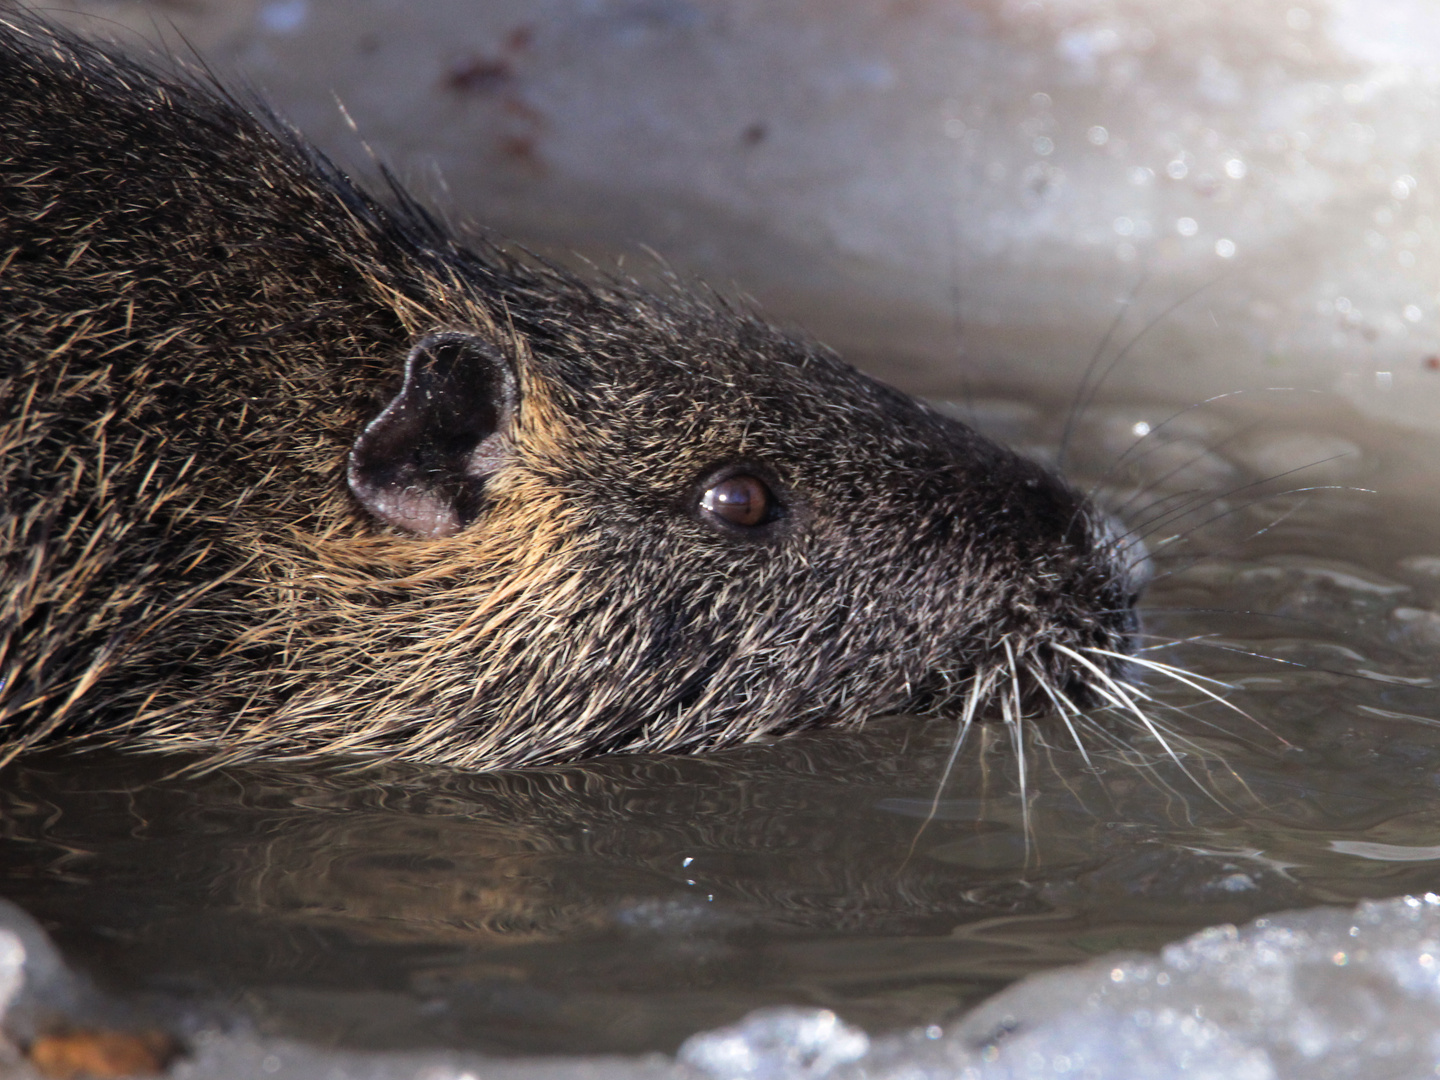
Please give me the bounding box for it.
[3,391,1440,1058]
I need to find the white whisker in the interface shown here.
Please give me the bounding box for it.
[1002,641,1032,846]
[903,668,994,865]
[1030,668,1094,767]
[1088,648,1236,691]
[1050,643,1204,787]
[1131,632,1225,654]
[1086,647,1268,735]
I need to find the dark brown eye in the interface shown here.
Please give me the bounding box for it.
[700,474,772,527]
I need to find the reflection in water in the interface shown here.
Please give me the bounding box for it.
[3,398,1440,1056]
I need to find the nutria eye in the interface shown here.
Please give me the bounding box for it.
[700,474,773,528]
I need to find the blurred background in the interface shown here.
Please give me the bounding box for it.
[46,0,1440,428]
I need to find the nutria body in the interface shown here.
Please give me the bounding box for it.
[0,14,1145,770]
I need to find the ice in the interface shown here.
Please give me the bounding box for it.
[678,1009,869,1079]
[690,897,1440,1080]
[7,896,1440,1078]
[0,898,100,1045]
[929,895,1440,1079]
[44,0,1440,427]
[0,927,21,1022]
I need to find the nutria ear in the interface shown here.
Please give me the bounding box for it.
[348,333,519,538]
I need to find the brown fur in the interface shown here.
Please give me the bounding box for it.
[0,14,1145,770]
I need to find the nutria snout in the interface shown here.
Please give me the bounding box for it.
[0,14,1145,769]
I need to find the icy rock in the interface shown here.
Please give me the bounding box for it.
[0,898,95,1043]
[10,896,1440,1077]
[684,896,1440,1080]
[852,894,1440,1080]
[678,1008,869,1079]
[0,925,22,1019]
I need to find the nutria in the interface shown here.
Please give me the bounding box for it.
[0,13,1147,771]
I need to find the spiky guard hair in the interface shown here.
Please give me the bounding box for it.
[0,13,1144,770]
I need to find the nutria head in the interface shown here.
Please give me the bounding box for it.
[317,288,1145,768]
[0,13,1145,770]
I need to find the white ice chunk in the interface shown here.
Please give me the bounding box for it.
[0,929,22,1022]
[679,1008,869,1079]
[0,898,87,1042]
[843,894,1440,1080]
[689,896,1440,1079]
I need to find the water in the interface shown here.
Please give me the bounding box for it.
[4,391,1439,1063]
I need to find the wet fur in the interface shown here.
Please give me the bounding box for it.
[0,15,1145,770]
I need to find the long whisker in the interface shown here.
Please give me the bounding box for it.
[1059,274,1146,470]
[1003,640,1032,850]
[1106,421,1268,522]
[1109,486,1214,536]
[903,669,991,865]
[1075,710,1211,811]
[1089,647,1236,692]
[1030,668,1094,767]
[1087,387,1327,502]
[1088,646,1287,744]
[1134,694,1280,760]
[1160,638,1440,692]
[1141,496,1319,585]
[1050,643,1213,796]
[1128,483,1363,561]
[1120,443,1368,553]
[1131,632,1227,653]
[1063,273,1228,473]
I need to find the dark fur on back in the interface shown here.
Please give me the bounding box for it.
[0,14,1144,770]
